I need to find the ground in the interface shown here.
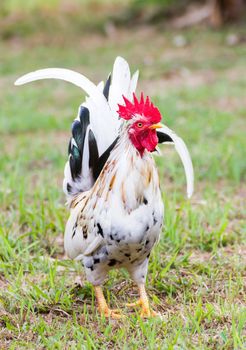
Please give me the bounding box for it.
[0,18,245,350]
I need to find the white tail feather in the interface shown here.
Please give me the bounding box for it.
[15,68,118,155]
[128,70,139,98]
[159,126,194,198]
[108,57,132,117]
[97,81,104,91]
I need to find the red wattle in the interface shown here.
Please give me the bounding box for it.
[129,129,158,155]
[141,130,158,152]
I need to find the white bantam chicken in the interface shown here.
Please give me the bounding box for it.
[15,57,194,319]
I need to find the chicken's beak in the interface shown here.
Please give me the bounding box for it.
[150,123,164,130]
[157,125,194,199]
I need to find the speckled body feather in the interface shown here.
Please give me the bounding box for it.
[64,129,163,285]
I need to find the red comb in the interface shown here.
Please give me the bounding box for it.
[117,93,161,123]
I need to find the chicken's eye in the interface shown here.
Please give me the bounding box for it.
[137,122,143,128]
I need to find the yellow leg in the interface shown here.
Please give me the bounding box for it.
[126,284,159,318]
[94,286,122,319]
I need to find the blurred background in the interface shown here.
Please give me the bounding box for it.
[0,0,246,349]
[0,1,245,348]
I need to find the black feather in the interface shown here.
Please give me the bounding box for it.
[93,136,119,180]
[67,104,118,190]
[67,183,72,193]
[69,106,90,181]
[79,106,90,124]
[88,130,99,179]
[71,120,83,153]
[103,74,111,100]
[157,131,174,143]
[69,145,82,180]
[73,106,90,153]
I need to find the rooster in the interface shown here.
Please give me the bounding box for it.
[15,57,194,319]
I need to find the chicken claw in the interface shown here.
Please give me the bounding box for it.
[125,284,160,318]
[94,286,123,319]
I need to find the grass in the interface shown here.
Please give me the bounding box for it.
[0,16,246,349]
